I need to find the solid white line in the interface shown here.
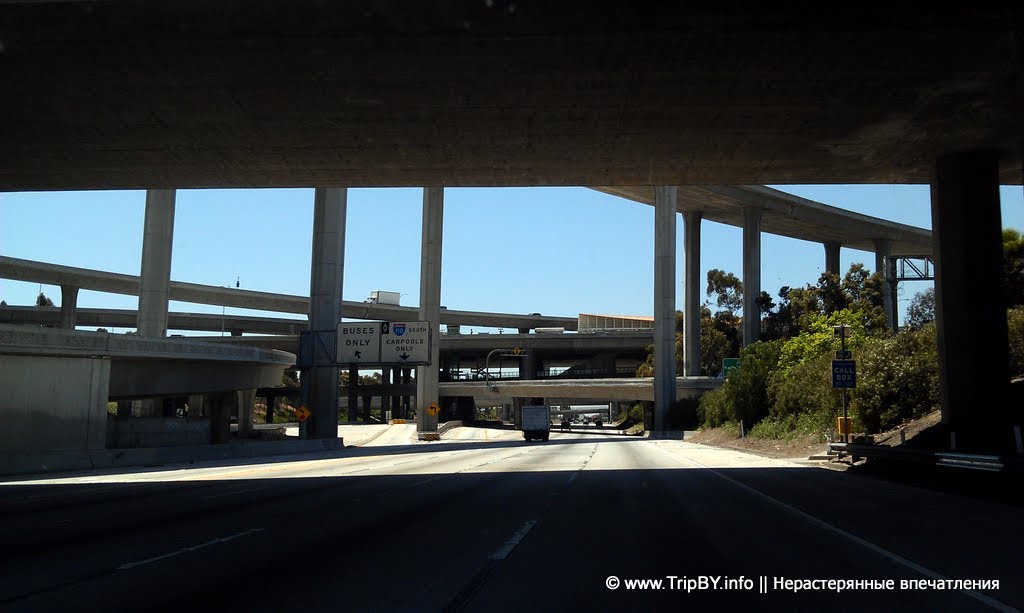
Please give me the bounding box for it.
[489,520,537,561]
[649,443,1015,613]
[117,528,265,570]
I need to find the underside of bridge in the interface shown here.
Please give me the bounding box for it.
[1,3,1021,189]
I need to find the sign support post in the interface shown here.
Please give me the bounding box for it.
[832,325,855,443]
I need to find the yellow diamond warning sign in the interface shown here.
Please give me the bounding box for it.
[426,402,440,416]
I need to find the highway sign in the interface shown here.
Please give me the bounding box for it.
[337,322,383,363]
[500,347,528,357]
[295,406,311,422]
[426,402,440,416]
[381,321,431,365]
[832,360,856,388]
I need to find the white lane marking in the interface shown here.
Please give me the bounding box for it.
[649,443,1016,613]
[489,520,537,561]
[205,486,268,499]
[410,476,443,488]
[117,528,265,570]
[565,442,598,485]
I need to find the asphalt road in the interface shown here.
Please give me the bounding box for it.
[1,429,1021,612]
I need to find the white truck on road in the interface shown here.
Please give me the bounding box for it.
[366,290,401,305]
[521,405,551,442]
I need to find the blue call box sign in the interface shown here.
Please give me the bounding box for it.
[832,360,856,388]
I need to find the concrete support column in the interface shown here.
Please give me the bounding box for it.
[305,187,346,439]
[381,367,391,420]
[348,366,359,423]
[391,368,402,420]
[653,186,677,431]
[208,392,231,444]
[682,210,702,376]
[137,189,175,337]
[237,389,255,438]
[401,368,411,419]
[416,187,444,438]
[59,285,79,329]
[930,152,1011,449]
[361,394,372,425]
[264,392,275,424]
[520,351,536,380]
[742,207,762,347]
[187,395,205,418]
[873,239,897,331]
[824,241,842,275]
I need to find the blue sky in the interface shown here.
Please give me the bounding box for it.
[1,185,1022,333]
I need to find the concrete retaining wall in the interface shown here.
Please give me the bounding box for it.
[0,355,110,453]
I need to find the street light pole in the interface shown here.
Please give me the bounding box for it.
[484,348,502,390]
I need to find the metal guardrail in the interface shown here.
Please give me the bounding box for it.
[934,452,1004,472]
[830,442,1014,472]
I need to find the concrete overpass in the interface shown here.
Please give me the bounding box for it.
[440,377,720,404]
[2,4,1019,188]
[1,3,1020,453]
[593,185,934,257]
[0,256,578,331]
[0,323,293,470]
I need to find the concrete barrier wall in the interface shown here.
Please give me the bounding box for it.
[107,416,211,448]
[0,355,110,452]
[438,420,463,435]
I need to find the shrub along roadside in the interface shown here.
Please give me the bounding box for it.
[696,339,783,431]
[851,323,939,433]
[699,319,948,439]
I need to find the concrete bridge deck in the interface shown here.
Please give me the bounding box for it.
[0,323,293,399]
[0,256,578,331]
[440,377,721,403]
[594,185,933,256]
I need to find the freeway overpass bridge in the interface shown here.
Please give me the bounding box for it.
[1,3,1020,461]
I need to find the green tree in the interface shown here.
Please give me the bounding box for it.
[761,286,802,341]
[35,292,54,307]
[1008,306,1024,378]
[905,288,935,329]
[816,271,848,314]
[710,339,784,430]
[638,306,742,378]
[732,340,784,429]
[706,269,743,314]
[843,264,887,333]
[1004,228,1024,307]
[776,309,867,373]
[700,310,731,376]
